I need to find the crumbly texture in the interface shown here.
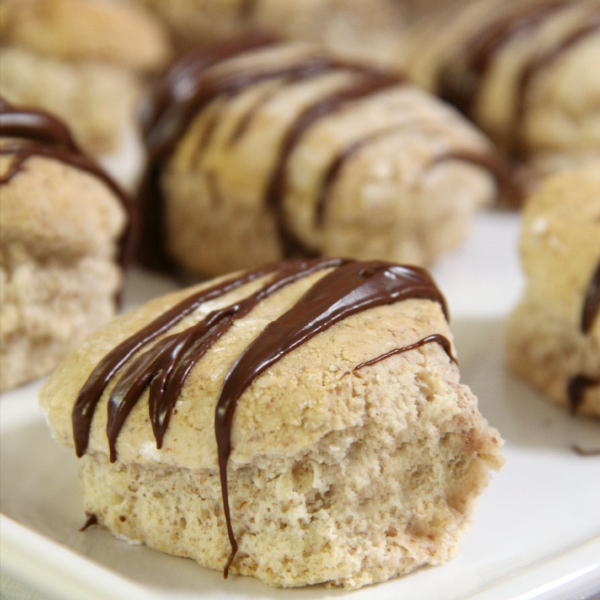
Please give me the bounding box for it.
[0,152,126,391]
[506,164,600,416]
[40,267,504,588]
[0,0,171,72]
[134,0,407,70]
[162,43,497,278]
[406,0,600,180]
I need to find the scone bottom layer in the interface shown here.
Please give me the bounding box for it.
[42,258,503,588]
[0,97,136,265]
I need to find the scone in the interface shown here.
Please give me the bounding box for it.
[0,98,132,392]
[134,0,407,70]
[506,164,600,416]
[139,36,502,276]
[407,0,600,188]
[0,0,172,187]
[39,258,504,588]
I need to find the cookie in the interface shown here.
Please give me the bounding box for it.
[39,257,503,588]
[0,99,132,391]
[0,0,172,186]
[407,0,600,188]
[139,36,501,277]
[506,164,600,416]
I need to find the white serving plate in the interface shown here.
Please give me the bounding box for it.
[1,213,599,600]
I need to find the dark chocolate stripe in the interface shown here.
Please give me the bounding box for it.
[582,260,600,335]
[314,123,413,227]
[567,375,600,414]
[354,334,456,372]
[566,258,600,413]
[72,262,282,457]
[266,71,402,255]
[215,260,447,575]
[572,445,600,456]
[0,98,136,266]
[438,0,569,118]
[104,257,345,461]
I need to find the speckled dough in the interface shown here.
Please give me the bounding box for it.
[40,266,504,588]
[0,150,127,392]
[160,42,498,278]
[407,0,600,184]
[506,164,600,416]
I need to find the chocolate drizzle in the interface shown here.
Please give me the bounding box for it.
[0,98,136,265]
[567,258,600,413]
[139,34,403,268]
[437,0,569,118]
[79,513,98,532]
[354,334,456,372]
[71,258,448,576]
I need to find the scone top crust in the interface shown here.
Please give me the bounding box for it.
[138,34,502,270]
[0,98,132,259]
[519,162,600,333]
[0,0,172,72]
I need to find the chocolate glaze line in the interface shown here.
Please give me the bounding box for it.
[104,257,345,461]
[582,260,600,334]
[0,97,79,150]
[512,15,600,156]
[0,99,136,266]
[79,513,98,532]
[354,334,456,372]
[215,260,447,575]
[567,375,600,414]
[567,257,600,412]
[266,71,402,256]
[72,263,282,457]
[314,122,415,227]
[437,0,569,118]
[572,445,600,457]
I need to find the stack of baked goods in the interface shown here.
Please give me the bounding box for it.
[8,0,600,593]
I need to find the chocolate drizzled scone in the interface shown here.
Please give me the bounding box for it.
[140,36,501,277]
[0,99,133,392]
[506,164,600,416]
[0,0,172,186]
[39,258,503,588]
[134,0,407,70]
[407,0,600,188]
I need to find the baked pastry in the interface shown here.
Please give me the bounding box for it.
[506,164,600,416]
[0,0,172,187]
[39,258,504,588]
[407,0,600,189]
[0,98,133,392]
[139,36,502,277]
[134,0,407,70]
